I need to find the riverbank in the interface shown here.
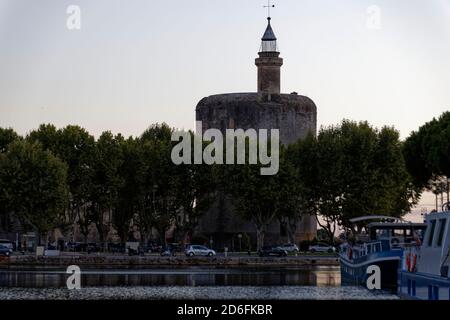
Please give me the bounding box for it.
[0,254,339,267]
[0,286,398,300]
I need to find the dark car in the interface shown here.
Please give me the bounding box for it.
[144,243,162,253]
[160,243,182,256]
[66,242,99,253]
[258,246,288,257]
[0,244,12,257]
[108,243,126,254]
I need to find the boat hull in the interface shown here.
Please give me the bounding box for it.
[340,253,401,291]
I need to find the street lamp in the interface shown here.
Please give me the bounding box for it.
[238,233,242,253]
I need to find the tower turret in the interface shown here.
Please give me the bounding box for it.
[255,17,283,97]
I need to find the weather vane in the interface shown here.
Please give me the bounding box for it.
[264,0,275,19]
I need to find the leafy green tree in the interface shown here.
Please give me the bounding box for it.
[171,131,216,245]
[223,146,302,250]
[0,141,68,244]
[88,132,124,246]
[27,124,59,152]
[0,128,21,153]
[403,112,450,207]
[139,124,179,246]
[114,136,145,242]
[28,125,96,239]
[290,120,417,243]
[0,127,21,228]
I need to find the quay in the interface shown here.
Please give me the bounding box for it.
[0,254,339,267]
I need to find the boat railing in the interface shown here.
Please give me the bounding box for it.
[340,241,383,260]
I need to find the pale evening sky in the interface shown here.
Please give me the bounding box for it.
[0,0,449,218]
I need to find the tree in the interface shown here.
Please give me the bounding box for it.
[139,124,179,246]
[0,141,68,244]
[403,112,450,208]
[28,125,96,240]
[289,120,417,243]
[171,131,216,245]
[88,132,124,246]
[223,145,302,250]
[114,137,145,242]
[288,130,344,244]
[0,128,21,153]
[27,124,59,152]
[0,127,21,230]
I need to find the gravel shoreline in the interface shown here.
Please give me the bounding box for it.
[0,286,399,300]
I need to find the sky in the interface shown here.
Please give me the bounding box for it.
[0,0,449,218]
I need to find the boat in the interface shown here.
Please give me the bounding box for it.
[339,216,427,291]
[398,209,450,300]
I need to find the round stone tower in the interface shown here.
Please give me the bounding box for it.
[195,17,317,249]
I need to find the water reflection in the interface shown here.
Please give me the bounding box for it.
[0,266,340,288]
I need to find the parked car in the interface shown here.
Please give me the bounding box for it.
[66,242,100,253]
[258,246,288,257]
[160,243,182,256]
[309,243,336,253]
[160,247,175,256]
[277,243,299,253]
[144,243,162,253]
[0,239,14,251]
[0,244,12,256]
[128,246,145,256]
[185,245,216,257]
[108,243,126,254]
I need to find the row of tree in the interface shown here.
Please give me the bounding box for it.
[0,124,214,246]
[0,112,448,248]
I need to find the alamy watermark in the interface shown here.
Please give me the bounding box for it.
[366,5,382,30]
[66,5,81,30]
[66,265,81,290]
[366,265,381,290]
[171,122,280,176]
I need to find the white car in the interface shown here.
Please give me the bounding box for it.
[277,243,299,253]
[309,243,336,253]
[185,245,216,257]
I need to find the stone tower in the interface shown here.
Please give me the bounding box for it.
[256,17,283,97]
[195,17,317,249]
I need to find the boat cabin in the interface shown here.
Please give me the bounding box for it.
[417,211,450,277]
[368,222,427,249]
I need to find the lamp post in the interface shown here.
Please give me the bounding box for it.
[238,233,242,253]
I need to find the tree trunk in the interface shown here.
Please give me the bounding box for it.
[256,225,266,251]
[159,228,167,247]
[288,217,298,244]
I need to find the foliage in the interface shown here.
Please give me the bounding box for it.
[223,145,303,250]
[0,141,68,240]
[289,120,417,242]
[0,128,21,153]
[403,111,450,190]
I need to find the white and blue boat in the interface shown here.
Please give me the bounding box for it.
[339,216,427,291]
[398,210,450,300]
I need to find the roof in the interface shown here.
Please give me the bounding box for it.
[262,18,277,41]
[367,222,427,229]
[349,216,402,223]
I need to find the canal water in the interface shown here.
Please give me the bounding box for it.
[0,266,398,300]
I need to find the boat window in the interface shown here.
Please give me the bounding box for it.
[436,219,447,247]
[427,220,437,247]
[393,229,404,237]
[376,229,390,238]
